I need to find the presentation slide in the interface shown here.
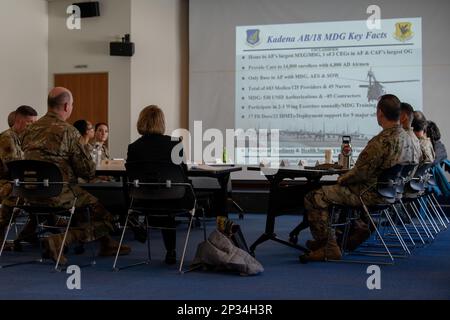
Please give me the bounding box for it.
[235,18,422,164]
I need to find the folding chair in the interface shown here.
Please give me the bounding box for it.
[112,161,204,273]
[0,160,94,271]
[321,164,406,265]
[401,163,445,241]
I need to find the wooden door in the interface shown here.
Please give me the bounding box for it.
[54,73,108,126]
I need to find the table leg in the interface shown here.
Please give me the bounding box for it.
[216,173,230,218]
[250,175,309,255]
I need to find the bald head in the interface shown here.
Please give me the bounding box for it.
[47,87,73,121]
[48,87,72,108]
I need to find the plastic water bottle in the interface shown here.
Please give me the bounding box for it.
[91,150,97,164]
[96,149,102,167]
[222,147,227,164]
[94,143,102,167]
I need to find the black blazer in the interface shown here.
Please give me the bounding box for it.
[127,134,187,176]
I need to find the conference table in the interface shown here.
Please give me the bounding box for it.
[247,165,348,255]
[95,160,242,217]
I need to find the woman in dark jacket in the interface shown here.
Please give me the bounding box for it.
[426,121,448,165]
[126,105,185,265]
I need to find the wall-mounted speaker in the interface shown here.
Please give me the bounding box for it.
[73,2,100,18]
[110,42,135,57]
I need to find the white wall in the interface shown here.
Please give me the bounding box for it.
[48,0,132,158]
[48,0,188,157]
[130,0,189,142]
[0,0,48,131]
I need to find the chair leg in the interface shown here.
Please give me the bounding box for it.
[411,201,434,240]
[417,198,440,233]
[421,197,443,230]
[391,205,415,247]
[414,200,437,235]
[399,200,425,244]
[55,200,77,272]
[179,210,195,274]
[340,212,353,253]
[427,195,447,229]
[383,209,410,254]
[231,199,245,220]
[430,193,449,224]
[112,210,131,271]
[364,204,395,262]
[335,201,395,264]
[0,208,17,258]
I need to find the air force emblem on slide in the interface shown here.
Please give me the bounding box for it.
[246,29,261,46]
[394,22,413,42]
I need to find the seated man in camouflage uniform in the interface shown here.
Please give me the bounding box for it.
[412,117,435,164]
[303,94,419,261]
[400,102,422,165]
[18,87,130,264]
[0,106,38,249]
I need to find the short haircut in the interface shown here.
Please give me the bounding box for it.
[400,102,414,126]
[426,121,441,142]
[377,94,401,121]
[414,110,427,122]
[95,122,108,131]
[8,111,16,127]
[412,118,427,132]
[73,119,90,136]
[48,92,70,109]
[15,105,38,117]
[137,105,165,135]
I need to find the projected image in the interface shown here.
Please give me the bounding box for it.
[235,18,422,163]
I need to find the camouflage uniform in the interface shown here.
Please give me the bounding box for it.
[19,111,114,241]
[418,136,435,164]
[89,142,110,160]
[304,125,419,243]
[405,127,422,165]
[0,129,23,235]
[0,129,23,200]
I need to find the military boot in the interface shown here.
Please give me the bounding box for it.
[345,220,371,251]
[305,239,326,251]
[42,229,86,265]
[98,236,131,256]
[304,239,342,261]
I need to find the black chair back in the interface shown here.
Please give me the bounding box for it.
[409,162,434,192]
[125,161,194,211]
[376,164,404,199]
[397,163,419,193]
[6,160,64,199]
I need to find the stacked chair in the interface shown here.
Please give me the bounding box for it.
[323,162,449,264]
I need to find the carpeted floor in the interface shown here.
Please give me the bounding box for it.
[0,213,449,300]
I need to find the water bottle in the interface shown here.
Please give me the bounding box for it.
[222,147,228,164]
[94,143,102,168]
[339,136,352,169]
[91,150,97,164]
[96,148,102,167]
